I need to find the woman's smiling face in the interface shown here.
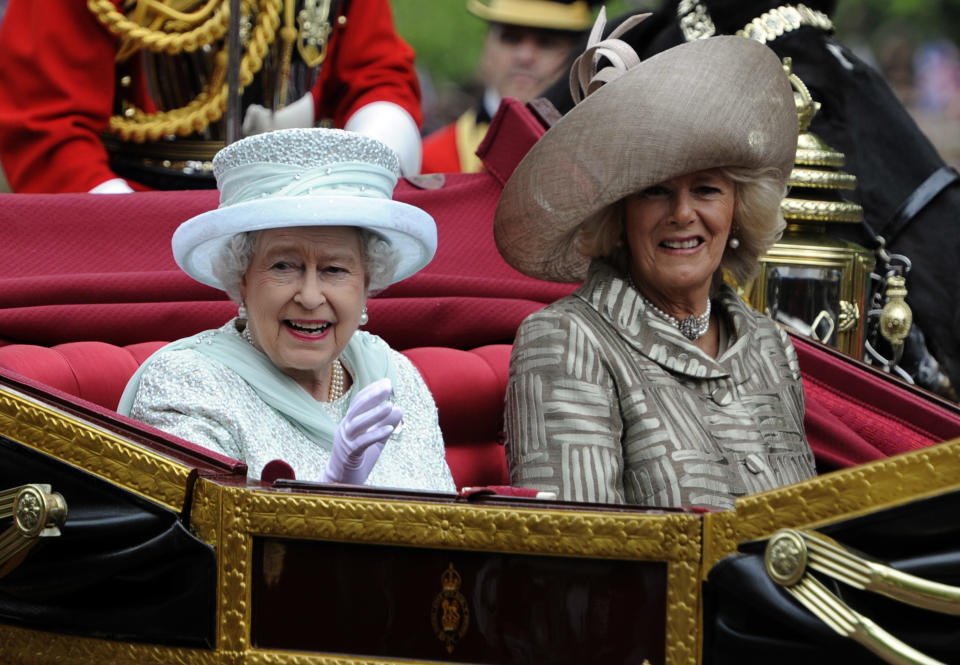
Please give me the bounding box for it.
[240,226,367,392]
[625,168,735,306]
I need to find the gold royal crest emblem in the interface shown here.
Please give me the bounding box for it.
[431,562,469,653]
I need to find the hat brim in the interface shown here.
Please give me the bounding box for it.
[466,0,593,31]
[494,36,798,282]
[173,195,437,290]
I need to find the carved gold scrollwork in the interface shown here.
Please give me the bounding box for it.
[766,528,960,665]
[779,197,865,223]
[0,484,67,578]
[838,300,859,333]
[788,167,858,190]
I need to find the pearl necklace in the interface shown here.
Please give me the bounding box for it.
[328,358,345,401]
[242,323,346,400]
[631,278,712,341]
[242,323,255,347]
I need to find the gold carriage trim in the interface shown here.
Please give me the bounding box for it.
[0,386,193,512]
[766,528,960,665]
[781,197,865,223]
[197,482,703,662]
[3,361,959,665]
[795,131,848,168]
[0,484,67,578]
[788,168,858,190]
[795,147,847,169]
[702,437,960,574]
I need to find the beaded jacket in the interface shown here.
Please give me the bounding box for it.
[129,320,456,492]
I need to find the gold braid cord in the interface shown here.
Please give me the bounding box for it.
[88,0,229,56]
[89,0,282,142]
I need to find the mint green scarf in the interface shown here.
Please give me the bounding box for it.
[117,322,397,451]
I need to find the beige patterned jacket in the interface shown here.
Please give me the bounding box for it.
[505,261,815,510]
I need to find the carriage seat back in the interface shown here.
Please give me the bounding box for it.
[3,337,960,488]
[0,340,510,489]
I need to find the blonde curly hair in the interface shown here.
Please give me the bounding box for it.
[576,166,786,286]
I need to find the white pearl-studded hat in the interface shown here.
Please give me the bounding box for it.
[173,128,437,291]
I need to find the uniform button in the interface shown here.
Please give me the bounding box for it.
[711,386,732,406]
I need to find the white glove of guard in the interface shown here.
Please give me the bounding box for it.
[321,378,402,484]
[242,93,315,136]
[343,101,422,176]
[89,177,134,194]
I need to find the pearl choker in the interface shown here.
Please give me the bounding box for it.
[631,279,712,341]
[329,358,345,401]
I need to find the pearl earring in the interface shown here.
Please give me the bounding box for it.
[238,302,247,319]
[728,237,740,249]
[358,306,369,326]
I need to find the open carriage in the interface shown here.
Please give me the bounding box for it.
[1,101,960,665]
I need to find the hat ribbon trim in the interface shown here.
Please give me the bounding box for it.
[218,162,397,208]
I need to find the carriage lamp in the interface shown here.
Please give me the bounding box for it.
[741,61,875,359]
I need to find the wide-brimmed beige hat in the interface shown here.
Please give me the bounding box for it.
[494,30,798,283]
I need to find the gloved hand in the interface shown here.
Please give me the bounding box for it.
[321,378,402,484]
[242,92,315,136]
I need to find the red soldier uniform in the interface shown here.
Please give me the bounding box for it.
[0,0,422,193]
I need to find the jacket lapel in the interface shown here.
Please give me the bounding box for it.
[575,261,756,380]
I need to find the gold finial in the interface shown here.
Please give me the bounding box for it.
[783,57,820,133]
[780,58,863,225]
[879,275,913,348]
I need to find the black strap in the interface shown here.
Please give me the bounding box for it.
[880,166,959,243]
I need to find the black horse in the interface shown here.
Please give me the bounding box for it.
[544,0,960,400]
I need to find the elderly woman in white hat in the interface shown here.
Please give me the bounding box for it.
[495,14,815,510]
[119,128,455,492]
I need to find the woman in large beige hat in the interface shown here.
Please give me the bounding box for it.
[495,13,815,510]
[119,128,454,492]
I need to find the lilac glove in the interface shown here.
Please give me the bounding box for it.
[321,378,402,484]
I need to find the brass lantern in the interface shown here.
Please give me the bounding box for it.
[743,60,875,358]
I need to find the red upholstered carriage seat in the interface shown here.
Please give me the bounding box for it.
[790,334,960,468]
[0,340,511,489]
[2,335,960,490]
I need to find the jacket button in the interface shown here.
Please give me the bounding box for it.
[711,386,732,406]
[745,453,766,474]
